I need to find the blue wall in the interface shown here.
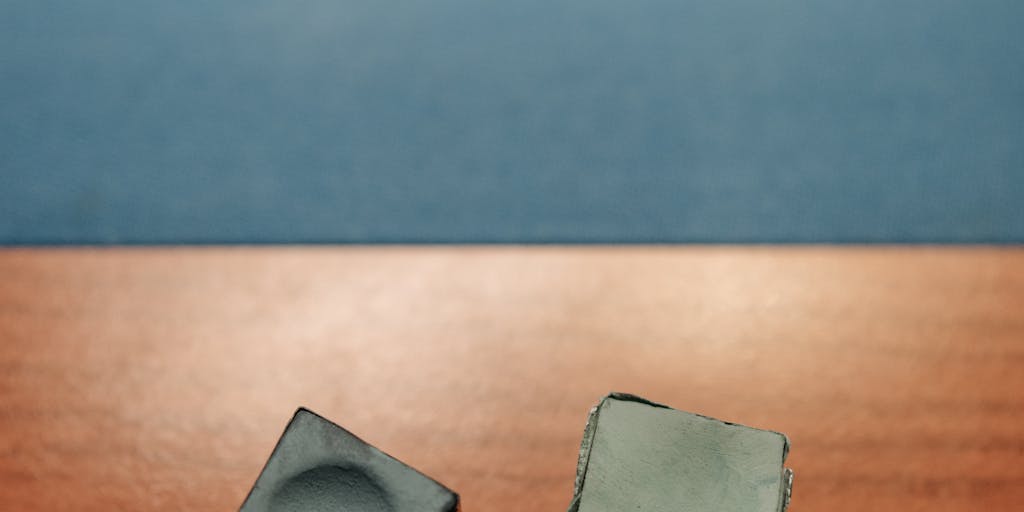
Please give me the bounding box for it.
[2,1,1022,243]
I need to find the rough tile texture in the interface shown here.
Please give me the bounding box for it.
[240,409,458,512]
[570,394,791,512]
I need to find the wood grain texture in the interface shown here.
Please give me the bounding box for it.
[0,247,1021,511]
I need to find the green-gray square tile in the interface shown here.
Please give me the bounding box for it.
[568,393,792,512]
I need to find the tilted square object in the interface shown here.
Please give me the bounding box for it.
[239,408,458,512]
[241,395,792,512]
[568,393,793,512]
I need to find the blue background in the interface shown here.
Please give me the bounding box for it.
[2,0,1022,243]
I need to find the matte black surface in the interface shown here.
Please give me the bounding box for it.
[240,408,458,512]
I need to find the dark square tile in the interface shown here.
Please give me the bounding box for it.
[240,408,457,512]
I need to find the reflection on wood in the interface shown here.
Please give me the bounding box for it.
[0,247,1021,511]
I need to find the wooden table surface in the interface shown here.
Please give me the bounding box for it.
[0,247,1021,511]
